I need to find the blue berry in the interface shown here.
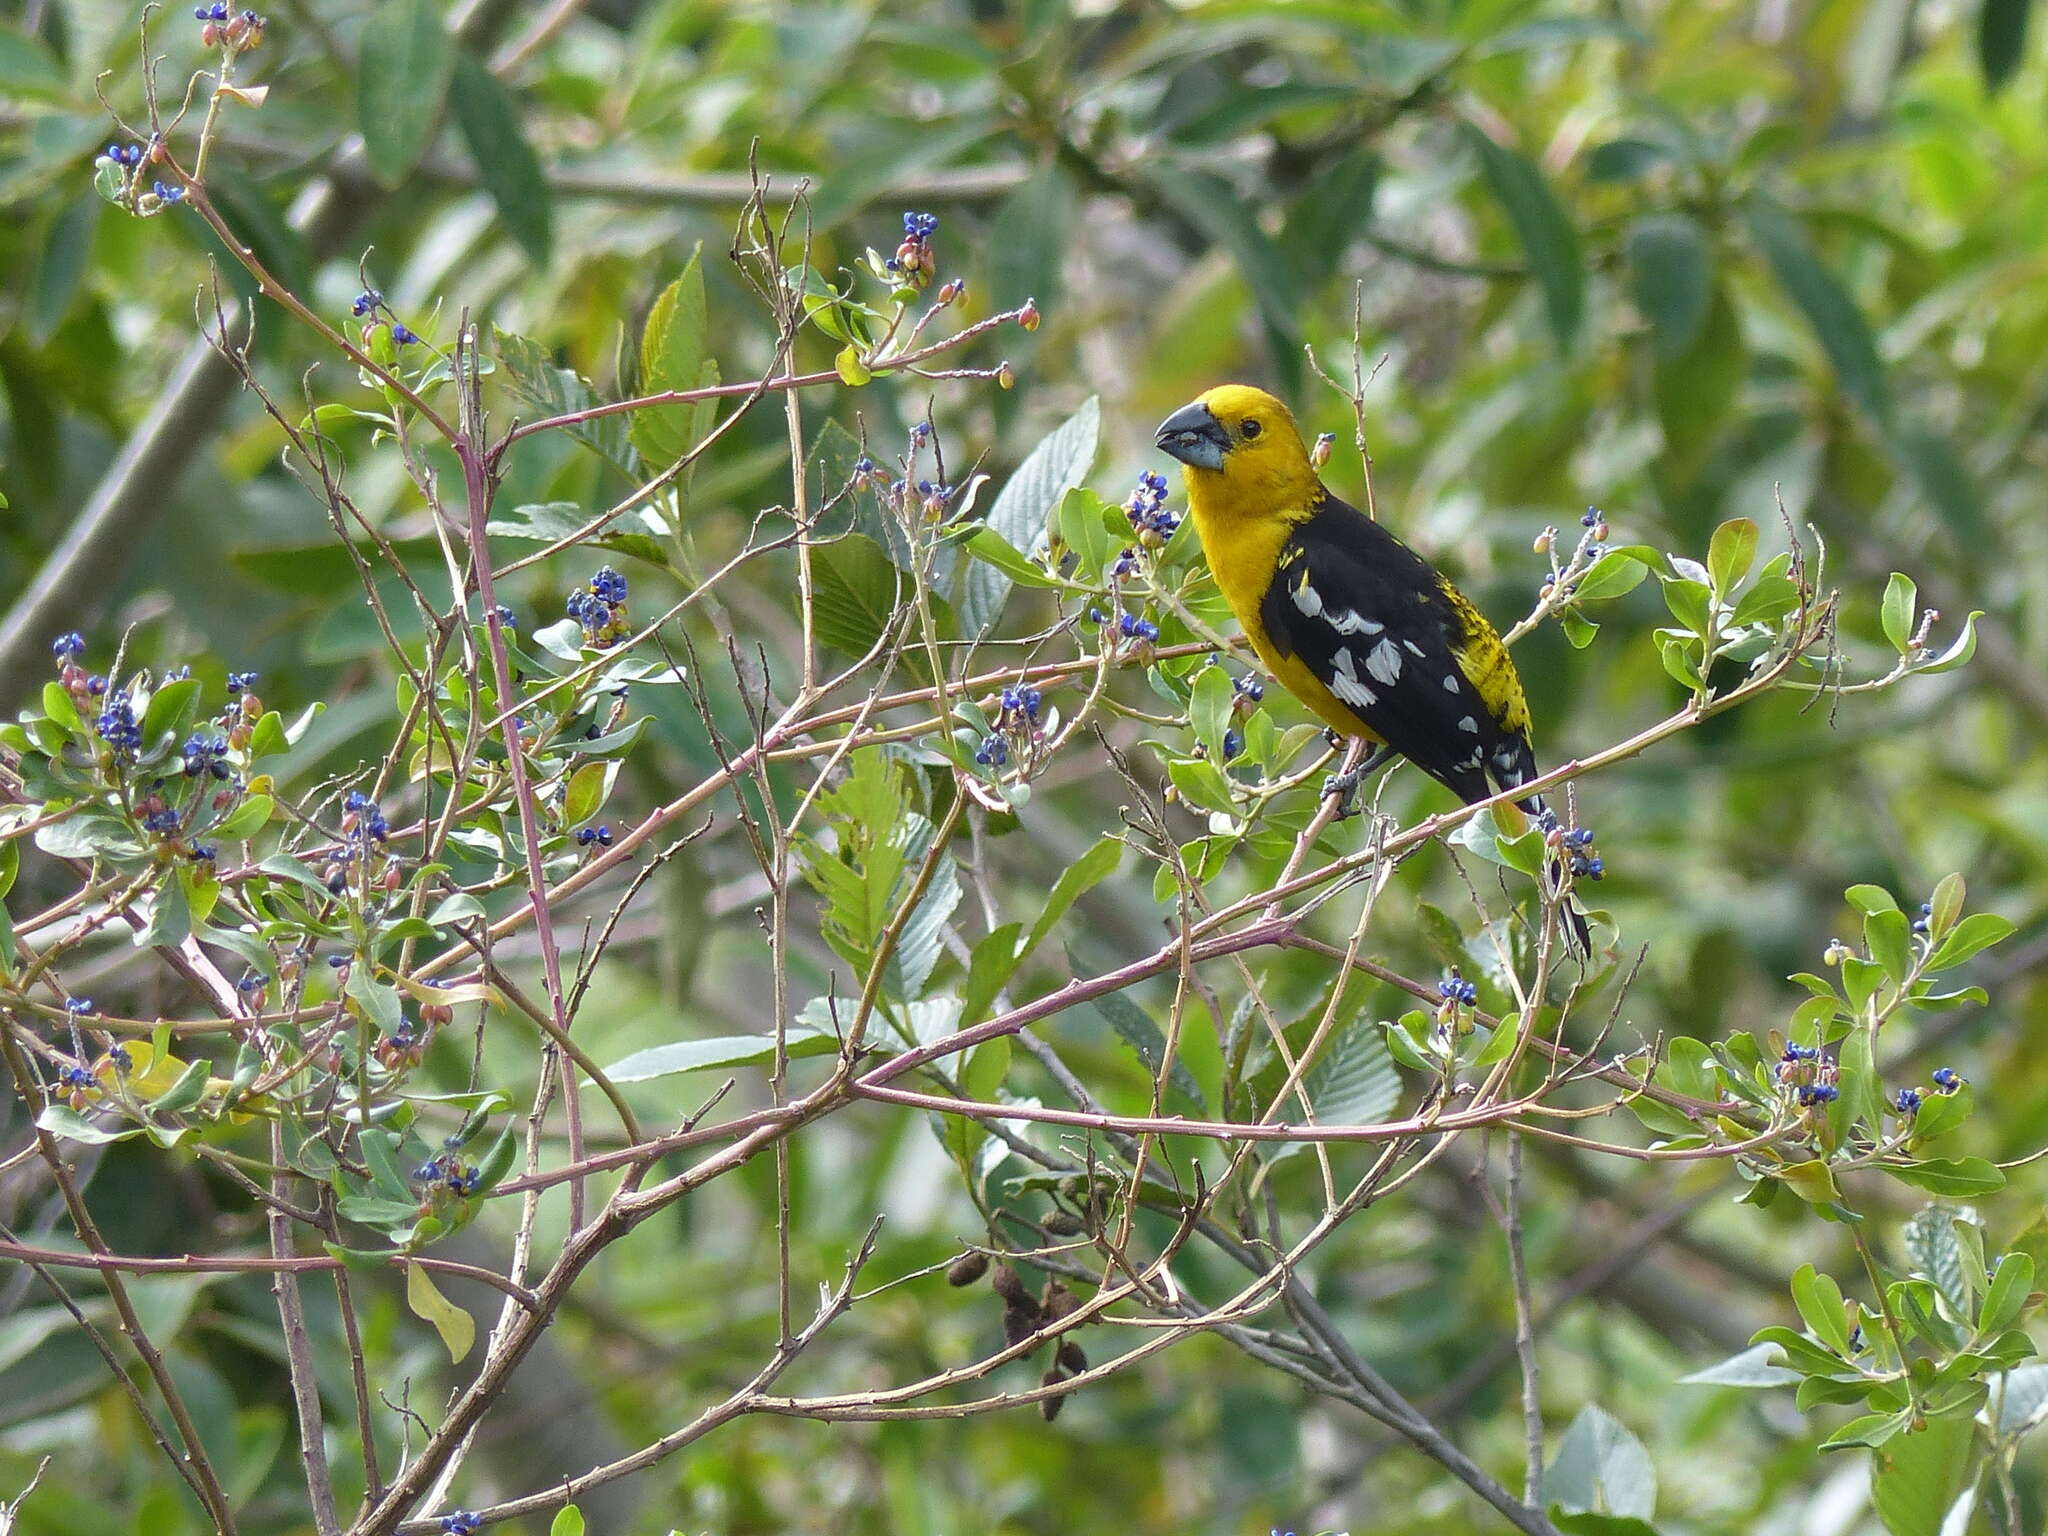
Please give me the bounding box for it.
[1581,507,1601,528]
[1222,728,1243,761]
[1797,1083,1840,1107]
[351,291,380,318]
[1894,1087,1922,1115]
[590,567,628,605]
[974,733,1008,768]
[51,632,85,659]
[1233,674,1264,702]
[903,211,939,238]
[391,323,418,346]
[1932,1067,1962,1093]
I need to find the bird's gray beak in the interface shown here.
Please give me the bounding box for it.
[1155,400,1229,471]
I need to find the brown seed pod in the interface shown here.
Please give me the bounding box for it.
[1041,1281,1080,1324]
[946,1251,990,1287]
[1039,1368,1067,1421]
[990,1263,1028,1304]
[1002,1304,1042,1351]
[1056,1339,1088,1374]
[1042,1210,1085,1236]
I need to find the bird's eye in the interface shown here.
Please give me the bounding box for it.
[1242,419,1262,439]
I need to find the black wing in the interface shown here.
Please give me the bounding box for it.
[1258,493,1539,810]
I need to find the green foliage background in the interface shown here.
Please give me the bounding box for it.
[3,1,2048,1534]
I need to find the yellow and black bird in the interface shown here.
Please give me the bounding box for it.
[1156,383,1591,952]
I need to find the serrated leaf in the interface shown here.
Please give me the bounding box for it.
[1303,1022,1399,1126]
[631,249,709,470]
[961,397,1099,633]
[811,533,908,661]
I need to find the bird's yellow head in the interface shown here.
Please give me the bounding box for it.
[1154,385,1319,513]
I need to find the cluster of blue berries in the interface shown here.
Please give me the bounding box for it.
[567,566,630,646]
[194,3,265,51]
[1894,1087,1922,1116]
[343,789,389,844]
[415,1146,483,1197]
[181,732,231,779]
[889,211,939,288]
[103,143,145,170]
[1118,612,1159,643]
[350,290,417,344]
[1910,901,1933,936]
[1932,1066,1963,1093]
[1541,819,1604,880]
[1776,1044,1840,1107]
[438,1512,481,1534]
[574,824,613,848]
[1438,975,1479,1006]
[1122,471,1178,547]
[96,692,142,754]
[976,684,1047,772]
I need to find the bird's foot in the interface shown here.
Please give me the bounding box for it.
[1321,767,1364,820]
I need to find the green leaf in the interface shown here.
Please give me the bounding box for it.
[347,966,403,1035]
[1677,1343,1801,1388]
[1544,1404,1656,1520]
[630,247,709,470]
[562,761,613,829]
[1302,1022,1398,1126]
[1928,912,2015,970]
[1744,197,1890,424]
[811,533,909,661]
[1846,884,1901,916]
[212,794,274,841]
[1571,549,1649,603]
[1981,1253,2033,1336]
[139,872,191,950]
[36,1106,141,1144]
[1707,518,1759,596]
[961,526,1057,591]
[1627,213,1711,361]
[406,1262,475,1363]
[550,1508,586,1536]
[1020,836,1122,963]
[1090,985,1205,1111]
[140,678,201,753]
[600,1028,840,1083]
[449,54,552,265]
[358,0,455,187]
[1777,1160,1842,1203]
[1978,0,2031,92]
[1550,1514,1665,1536]
[1870,1409,1975,1536]
[1791,1263,1853,1355]
[1881,572,1918,654]
[27,191,100,345]
[149,1058,212,1117]
[958,921,1024,1028]
[1891,1158,2005,1197]
[1464,123,1584,350]
[961,397,1099,633]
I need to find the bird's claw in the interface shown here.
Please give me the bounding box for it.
[1321,768,1364,820]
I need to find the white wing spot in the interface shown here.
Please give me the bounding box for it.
[1365,638,1404,685]
[1329,609,1383,635]
[1291,581,1324,619]
[1403,639,1426,657]
[1328,648,1378,709]
[1458,715,1480,734]
[1442,674,1462,693]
